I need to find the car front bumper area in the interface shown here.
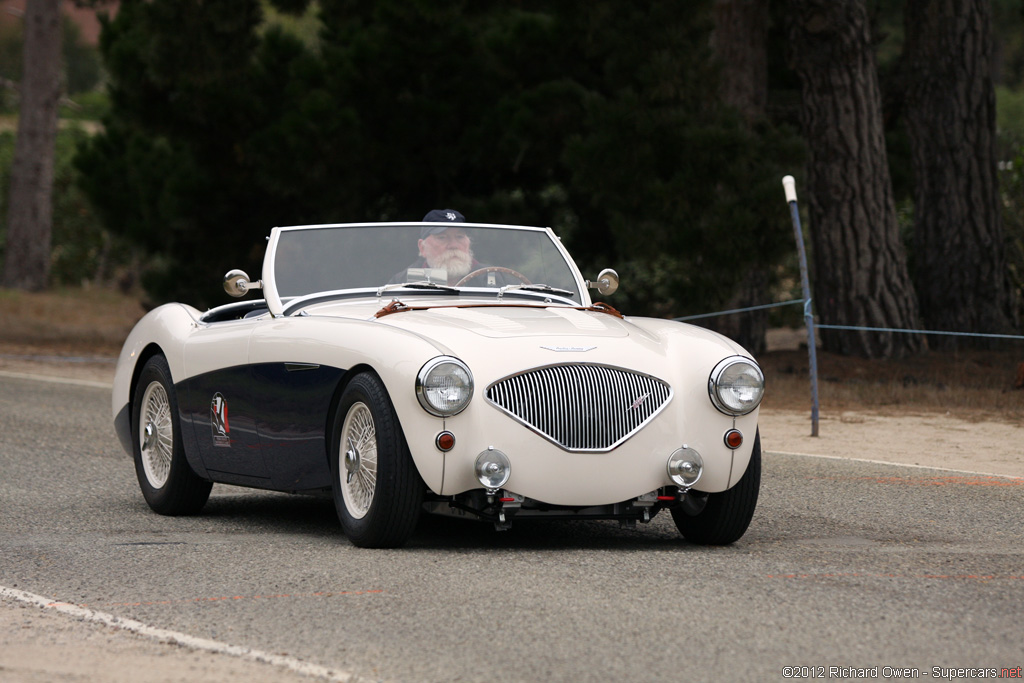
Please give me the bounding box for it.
[423,486,712,531]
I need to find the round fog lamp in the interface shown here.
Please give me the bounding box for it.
[667,447,704,488]
[475,448,511,489]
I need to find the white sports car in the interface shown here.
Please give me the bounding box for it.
[112,221,764,547]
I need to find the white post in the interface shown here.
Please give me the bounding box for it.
[782,176,820,437]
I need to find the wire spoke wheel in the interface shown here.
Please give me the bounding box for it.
[139,381,174,489]
[131,355,212,516]
[331,373,424,548]
[339,402,379,519]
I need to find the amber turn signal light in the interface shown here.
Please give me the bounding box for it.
[723,429,743,449]
[435,431,456,452]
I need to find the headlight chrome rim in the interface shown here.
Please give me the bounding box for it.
[708,356,764,416]
[416,356,474,417]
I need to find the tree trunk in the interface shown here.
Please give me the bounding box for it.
[712,0,768,124]
[2,0,62,291]
[786,0,923,358]
[709,0,770,355]
[903,0,1018,345]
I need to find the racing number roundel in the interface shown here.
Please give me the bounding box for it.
[211,393,230,447]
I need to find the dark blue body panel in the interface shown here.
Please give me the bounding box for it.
[251,362,345,490]
[177,362,345,491]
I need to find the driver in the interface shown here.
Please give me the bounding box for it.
[393,209,517,287]
[418,209,474,284]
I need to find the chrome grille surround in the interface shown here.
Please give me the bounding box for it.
[485,363,673,452]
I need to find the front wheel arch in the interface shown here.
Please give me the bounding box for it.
[127,343,167,424]
[329,371,424,548]
[671,430,761,545]
[130,354,212,515]
[323,363,376,470]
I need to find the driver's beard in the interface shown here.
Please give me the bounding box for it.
[428,248,473,278]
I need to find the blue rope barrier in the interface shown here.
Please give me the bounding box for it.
[674,299,1024,342]
[674,174,1024,438]
[815,324,1024,341]
[673,299,803,322]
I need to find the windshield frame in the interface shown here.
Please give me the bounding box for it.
[260,222,591,317]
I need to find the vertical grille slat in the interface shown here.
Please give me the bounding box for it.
[485,364,672,452]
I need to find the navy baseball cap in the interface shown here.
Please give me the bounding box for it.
[421,209,465,238]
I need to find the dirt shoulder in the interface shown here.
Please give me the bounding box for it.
[759,409,1024,479]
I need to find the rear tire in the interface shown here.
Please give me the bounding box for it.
[671,431,761,545]
[331,372,423,548]
[131,355,212,515]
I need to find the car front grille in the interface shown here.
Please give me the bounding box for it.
[485,364,672,452]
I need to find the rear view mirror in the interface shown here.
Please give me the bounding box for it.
[588,269,619,296]
[223,269,262,297]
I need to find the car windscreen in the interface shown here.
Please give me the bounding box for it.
[272,224,583,303]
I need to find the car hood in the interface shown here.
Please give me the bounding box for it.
[301,299,749,379]
[379,304,633,340]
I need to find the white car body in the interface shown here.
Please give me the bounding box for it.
[113,222,764,547]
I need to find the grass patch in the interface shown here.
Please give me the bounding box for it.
[761,348,1024,423]
[0,287,145,355]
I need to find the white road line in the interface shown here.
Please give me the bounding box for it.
[0,585,366,683]
[766,450,1024,480]
[0,370,112,389]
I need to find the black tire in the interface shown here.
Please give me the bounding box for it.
[671,431,761,545]
[331,372,424,548]
[131,355,212,515]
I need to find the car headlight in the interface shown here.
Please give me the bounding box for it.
[416,356,474,417]
[708,357,764,416]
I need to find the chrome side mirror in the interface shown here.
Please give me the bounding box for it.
[223,269,262,298]
[587,268,619,296]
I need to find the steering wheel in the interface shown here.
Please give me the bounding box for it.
[455,266,532,287]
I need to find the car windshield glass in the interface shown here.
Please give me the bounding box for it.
[272,224,583,303]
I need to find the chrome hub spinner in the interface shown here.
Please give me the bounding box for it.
[143,422,157,452]
[345,448,361,483]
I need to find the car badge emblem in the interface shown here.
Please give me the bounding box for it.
[628,392,651,411]
[211,393,231,447]
[541,345,596,352]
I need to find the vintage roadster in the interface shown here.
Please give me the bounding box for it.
[112,220,764,547]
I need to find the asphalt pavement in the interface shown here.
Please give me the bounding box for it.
[1,375,1022,682]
